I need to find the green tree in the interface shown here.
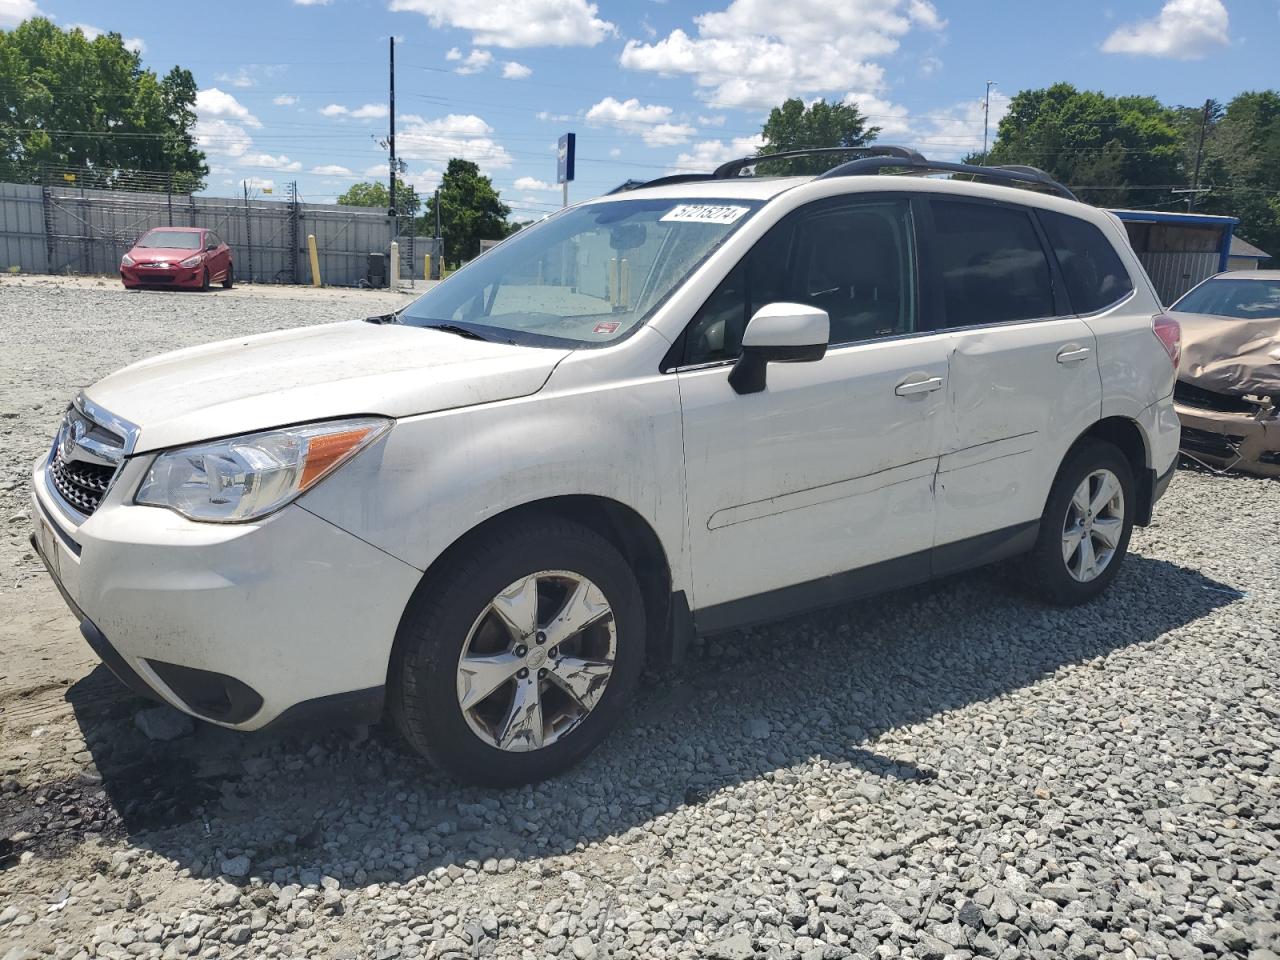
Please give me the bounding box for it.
[1197,91,1280,258]
[756,97,880,174]
[0,17,206,190]
[337,176,420,216]
[420,159,511,266]
[986,83,1183,207]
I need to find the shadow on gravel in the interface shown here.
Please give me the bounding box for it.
[29,552,1238,885]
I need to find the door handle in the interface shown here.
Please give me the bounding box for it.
[1056,345,1092,364]
[895,375,945,397]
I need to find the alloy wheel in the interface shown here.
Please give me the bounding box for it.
[456,570,616,752]
[1061,468,1125,583]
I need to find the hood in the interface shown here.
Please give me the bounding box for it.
[128,246,202,262]
[1170,311,1280,398]
[84,320,571,452]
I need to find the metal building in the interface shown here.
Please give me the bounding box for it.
[1109,209,1238,306]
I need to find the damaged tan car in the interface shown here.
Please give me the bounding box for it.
[1169,270,1280,477]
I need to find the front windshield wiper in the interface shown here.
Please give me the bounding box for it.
[418,322,492,342]
[364,311,401,325]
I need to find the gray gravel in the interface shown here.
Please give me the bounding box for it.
[1,277,1278,960]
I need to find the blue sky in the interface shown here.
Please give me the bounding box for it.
[1,0,1275,219]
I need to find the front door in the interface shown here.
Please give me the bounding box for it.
[674,195,951,631]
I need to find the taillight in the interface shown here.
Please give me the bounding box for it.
[1153,313,1181,369]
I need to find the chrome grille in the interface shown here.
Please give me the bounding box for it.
[50,452,116,514]
[45,397,136,519]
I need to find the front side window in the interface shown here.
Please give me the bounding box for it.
[1171,277,1280,319]
[931,199,1055,328]
[682,198,917,365]
[137,230,202,250]
[1039,210,1133,314]
[397,198,761,347]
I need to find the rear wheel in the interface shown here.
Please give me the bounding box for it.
[222,263,234,289]
[1023,438,1134,605]
[389,518,645,786]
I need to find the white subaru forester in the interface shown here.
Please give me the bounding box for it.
[31,148,1182,785]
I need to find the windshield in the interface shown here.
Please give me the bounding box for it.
[398,198,762,346]
[1173,277,1280,319]
[137,230,201,250]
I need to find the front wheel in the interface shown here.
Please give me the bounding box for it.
[222,263,234,289]
[1023,438,1135,606]
[200,268,210,291]
[389,518,645,786]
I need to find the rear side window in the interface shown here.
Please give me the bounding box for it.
[1039,210,1133,314]
[931,199,1055,327]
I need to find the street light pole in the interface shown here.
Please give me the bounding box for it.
[982,80,998,165]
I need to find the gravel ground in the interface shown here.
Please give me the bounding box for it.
[1,276,1278,960]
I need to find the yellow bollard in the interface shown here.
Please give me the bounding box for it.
[424,253,431,281]
[307,234,321,287]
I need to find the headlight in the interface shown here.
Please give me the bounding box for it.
[121,253,135,267]
[180,253,203,268]
[135,417,391,522]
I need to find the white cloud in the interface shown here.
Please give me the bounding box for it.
[514,176,557,191]
[321,103,389,120]
[502,61,533,79]
[453,48,494,74]
[585,96,696,146]
[196,88,261,127]
[293,0,331,5]
[194,89,262,159]
[919,55,942,76]
[388,0,614,47]
[1101,0,1229,59]
[273,94,299,106]
[536,110,572,123]
[396,113,513,169]
[843,92,913,139]
[670,135,766,173]
[0,0,42,28]
[244,177,276,192]
[242,153,302,172]
[913,90,1011,159]
[312,164,354,176]
[620,0,944,109]
[608,147,622,158]
[66,22,145,53]
[217,68,255,88]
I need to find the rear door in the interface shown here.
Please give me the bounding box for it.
[920,196,1102,569]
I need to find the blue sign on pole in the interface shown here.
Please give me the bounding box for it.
[557,133,576,184]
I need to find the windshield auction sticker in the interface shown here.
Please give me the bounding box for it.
[660,204,750,225]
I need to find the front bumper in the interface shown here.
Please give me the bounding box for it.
[121,266,204,288]
[30,452,423,730]
[1175,403,1280,478]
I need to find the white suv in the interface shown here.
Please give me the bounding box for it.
[31,148,1182,785]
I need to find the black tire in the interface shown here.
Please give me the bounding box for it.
[222,263,234,289]
[200,268,210,291]
[389,517,646,786]
[1023,438,1135,606]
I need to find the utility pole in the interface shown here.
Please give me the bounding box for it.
[434,187,441,278]
[389,36,397,220]
[1189,98,1211,212]
[982,80,998,165]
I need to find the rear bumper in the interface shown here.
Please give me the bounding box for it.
[30,453,421,730]
[1175,403,1280,478]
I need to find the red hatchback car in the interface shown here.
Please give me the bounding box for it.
[121,227,234,291]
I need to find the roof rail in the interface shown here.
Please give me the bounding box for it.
[608,173,714,195]
[712,145,924,180]
[817,156,1078,201]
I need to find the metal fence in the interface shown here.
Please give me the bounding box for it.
[0,180,438,287]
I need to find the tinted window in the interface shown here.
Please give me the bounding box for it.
[1039,210,1133,313]
[932,199,1054,327]
[683,199,916,364]
[1171,277,1280,319]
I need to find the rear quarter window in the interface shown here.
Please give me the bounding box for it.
[1039,210,1134,314]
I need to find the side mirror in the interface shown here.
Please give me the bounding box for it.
[206,242,217,251]
[728,303,829,395]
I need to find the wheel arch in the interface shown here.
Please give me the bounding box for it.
[390,495,681,682]
[1069,416,1155,525]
